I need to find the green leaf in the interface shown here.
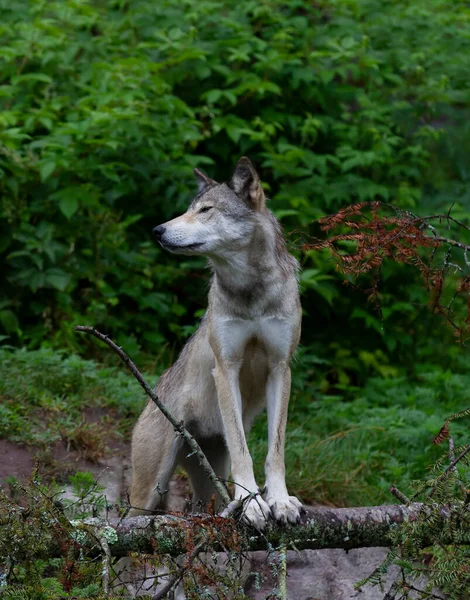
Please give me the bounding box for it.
[0,310,19,333]
[58,196,79,219]
[272,209,300,220]
[11,73,53,85]
[204,89,222,104]
[50,186,98,218]
[45,269,71,291]
[39,160,56,182]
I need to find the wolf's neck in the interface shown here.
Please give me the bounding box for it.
[208,216,295,310]
[211,226,277,283]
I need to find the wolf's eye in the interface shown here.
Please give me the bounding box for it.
[199,206,213,214]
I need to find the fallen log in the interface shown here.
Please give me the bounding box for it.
[72,503,423,558]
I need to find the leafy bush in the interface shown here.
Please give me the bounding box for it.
[1,0,469,374]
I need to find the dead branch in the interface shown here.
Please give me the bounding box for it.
[98,531,112,595]
[278,543,287,599]
[389,485,410,504]
[74,326,236,599]
[152,538,207,600]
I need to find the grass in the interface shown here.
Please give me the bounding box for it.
[0,346,150,463]
[250,352,470,506]
[0,345,468,507]
[0,343,469,600]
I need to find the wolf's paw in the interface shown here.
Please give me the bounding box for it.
[240,495,272,530]
[265,493,304,525]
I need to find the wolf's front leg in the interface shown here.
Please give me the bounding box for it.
[212,358,271,529]
[264,363,303,523]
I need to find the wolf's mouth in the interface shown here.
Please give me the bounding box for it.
[161,241,205,250]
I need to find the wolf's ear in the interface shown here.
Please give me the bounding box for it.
[194,168,216,192]
[229,157,266,211]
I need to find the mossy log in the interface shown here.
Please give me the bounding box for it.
[72,503,423,558]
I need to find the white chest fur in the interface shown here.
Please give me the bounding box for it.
[210,315,297,367]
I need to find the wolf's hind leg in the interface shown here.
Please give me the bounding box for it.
[115,420,181,597]
[129,411,181,516]
[179,437,230,513]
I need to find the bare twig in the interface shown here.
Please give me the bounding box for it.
[389,485,410,504]
[150,496,247,597]
[74,326,231,507]
[383,580,399,600]
[414,443,470,504]
[99,532,112,595]
[278,543,287,599]
[152,538,207,600]
[218,499,242,519]
[73,327,254,600]
[404,584,445,600]
[449,437,456,472]
[428,444,470,498]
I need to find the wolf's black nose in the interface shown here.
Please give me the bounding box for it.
[153,225,166,240]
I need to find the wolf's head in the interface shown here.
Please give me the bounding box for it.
[153,157,266,257]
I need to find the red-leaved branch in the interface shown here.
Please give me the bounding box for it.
[305,201,470,342]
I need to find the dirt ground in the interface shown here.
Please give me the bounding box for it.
[0,439,35,483]
[0,433,126,488]
[0,434,191,513]
[0,405,131,490]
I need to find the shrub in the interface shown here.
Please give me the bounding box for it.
[1,0,469,371]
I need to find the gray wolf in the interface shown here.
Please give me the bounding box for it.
[129,157,303,528]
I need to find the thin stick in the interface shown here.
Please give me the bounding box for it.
[278,543,287,599]
[152,538,206,600]
[74,326,230,507]
[404,584,445,600]
[99,533,111,595]
[389,485,410,504]
[150,497,244,597]
[428,444,470,499]
[449,437,456,472]
[218,499,242,519]
[439,443,470,478]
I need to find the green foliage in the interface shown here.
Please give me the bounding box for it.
[0,473,250,600]
[1,1,470,594]
[357,411,470,600]
[0,475,132,599]
[64,472,111,519]
[1,344,469,510]
[250,348,470,506]
[0,346,149,451]
[0,481,69,594]
[0,0,469,369]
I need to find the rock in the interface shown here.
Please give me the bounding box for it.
[246,548,396,600]
[244,547,437,600]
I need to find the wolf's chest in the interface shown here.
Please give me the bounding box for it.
[210,315,296,366]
